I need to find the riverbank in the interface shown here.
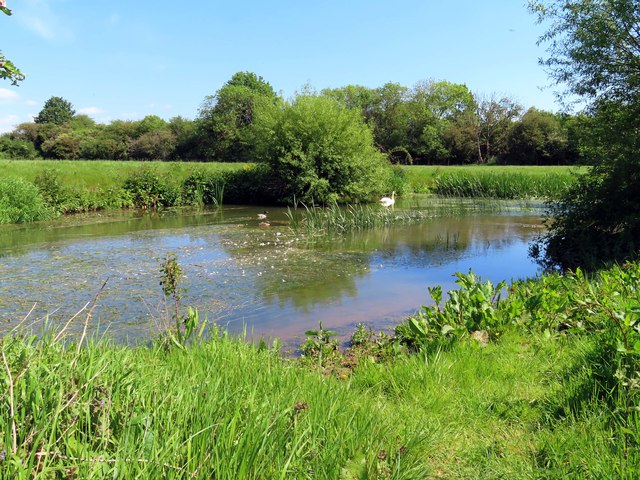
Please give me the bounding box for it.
[1,261,638,478]
[0,160,580,225]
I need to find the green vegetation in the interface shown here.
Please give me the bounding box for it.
[432,169,575,199]
[285,202,433,236]
[0,4,25,85]
[0,71,590,166]
[529,0,640,269]
[403,164,581,195]
[0,178,51,224]
[0,160,576,226]
[252,93,392,204]
[34,96,76,126]
[2,260,640,477]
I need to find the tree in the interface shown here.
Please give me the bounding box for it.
[1,3,25,85]
[506,108,568,165]
[445,94,522,164]
[406,80,475,163]
[251,93,392,204]
[197,72,278,162]
[34,96,76,125]
[529,0,640,269]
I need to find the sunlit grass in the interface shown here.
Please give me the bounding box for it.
[0,160,249,190]
[402,164,586,196]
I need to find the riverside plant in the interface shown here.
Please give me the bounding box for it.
[395,271,507,351]
[433,170,574,199]
[158,253,206,349]
[0,177,51,224]
[285,201,432,236]
[0,321,428,478]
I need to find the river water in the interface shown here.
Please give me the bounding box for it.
[0,197,544,344]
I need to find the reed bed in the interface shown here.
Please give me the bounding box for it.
[432,170,575,199]
[286,202,433,236]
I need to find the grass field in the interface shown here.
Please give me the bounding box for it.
[1,159,583,193]
[0,160,250,190]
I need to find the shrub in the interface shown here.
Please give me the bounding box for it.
[252,94,392,204]
[0,177,51,224]
[0,135,39,159]
[122,167,181,209]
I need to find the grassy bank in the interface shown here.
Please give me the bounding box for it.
[2,261,639,478]
[0,160,582,225]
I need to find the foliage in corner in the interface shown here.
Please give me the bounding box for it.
[1,2,25,85]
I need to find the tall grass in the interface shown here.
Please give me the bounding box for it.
[0,178,51,224]
[433,170,575,199]
[286,202,433,236]
[0,330,428,479]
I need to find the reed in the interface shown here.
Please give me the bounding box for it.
[285,202,433,236]
[432,170,575,199]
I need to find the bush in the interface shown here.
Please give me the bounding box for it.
[0,177,51,224]
[252,94,392,204]
[123,167,181,208]
[0,135,39,159]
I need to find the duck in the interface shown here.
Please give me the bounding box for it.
[257,211,268,220]
[379,191,395,207]
[259,221,271,227]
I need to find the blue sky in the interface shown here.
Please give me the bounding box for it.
[0,0,559,133]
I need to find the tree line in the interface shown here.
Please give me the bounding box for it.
[0,72,592,166]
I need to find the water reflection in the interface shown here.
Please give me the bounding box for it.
[0,199,544,342]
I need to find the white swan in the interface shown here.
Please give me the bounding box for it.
[379,191,395,207]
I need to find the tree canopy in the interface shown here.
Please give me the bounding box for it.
[529,0,640,269]
[251,93,392,204]
[34,97,76,125]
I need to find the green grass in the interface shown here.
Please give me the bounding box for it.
[402,165,586,197]
[0,177,52,224]
[2,323,634,478]
[0,330,429,479]
[0,160,249,190]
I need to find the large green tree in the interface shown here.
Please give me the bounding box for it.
[197,72,278,162]
[506,108,569,165]
[406,80,475,164]
[529,0,640,269]
[34,96,76,125]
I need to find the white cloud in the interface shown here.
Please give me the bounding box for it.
[0,88,20,103]
[0,114,20,133]
[25,99,38,106]
[77,106,105,116]
[18,0,73,42]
